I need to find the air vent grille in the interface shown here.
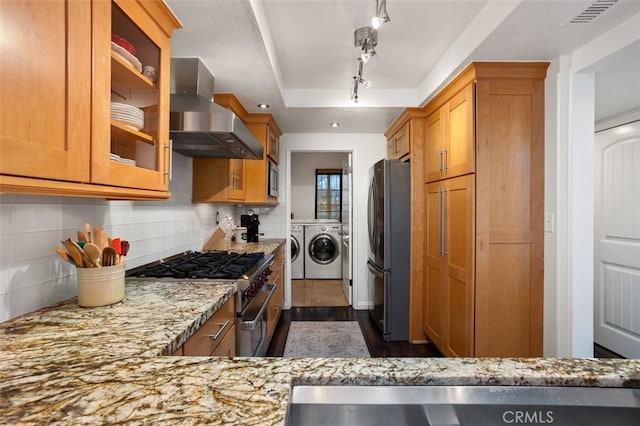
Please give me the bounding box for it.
[569,0,618,24]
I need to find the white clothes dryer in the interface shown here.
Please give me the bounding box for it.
[305,224,342,279]
[291,224,304,279]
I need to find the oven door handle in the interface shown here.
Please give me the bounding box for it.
[206,320,231,341]
[239,284,275,330]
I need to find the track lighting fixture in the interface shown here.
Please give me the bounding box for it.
[349,1,391,102]
[354,26,377,63]
[372,0,391,29]
[351,57,371,103]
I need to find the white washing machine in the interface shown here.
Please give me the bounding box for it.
[305,224,342,279]
[291,224,304,279]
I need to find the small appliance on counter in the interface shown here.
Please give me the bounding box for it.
[240,213,261,242]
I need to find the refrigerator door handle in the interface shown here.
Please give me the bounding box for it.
[367,259,384,275]
[367,179,377,254]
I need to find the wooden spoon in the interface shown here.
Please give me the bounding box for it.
[94,226,108,251]
[84,222,93,243]
[77,230,89,243]
[61,239,84,267]
[83,242,102,267]
[55,247,77,266]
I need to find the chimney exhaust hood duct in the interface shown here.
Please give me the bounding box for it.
[169,58,263,160]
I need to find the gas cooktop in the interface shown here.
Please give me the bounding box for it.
[126,251,266,280]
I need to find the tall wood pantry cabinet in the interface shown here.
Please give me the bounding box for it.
[422,62,548,357]
[0,0,181,200]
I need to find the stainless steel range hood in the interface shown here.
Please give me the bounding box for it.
[169,58,263,160]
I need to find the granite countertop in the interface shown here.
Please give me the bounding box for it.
[212,238,285,255]
[1,238,639,424]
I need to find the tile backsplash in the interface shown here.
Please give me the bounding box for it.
[0,154,235,321]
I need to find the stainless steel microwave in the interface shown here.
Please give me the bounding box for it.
[268,160,278,198]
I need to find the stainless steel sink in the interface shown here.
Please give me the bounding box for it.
[285,385,640,426]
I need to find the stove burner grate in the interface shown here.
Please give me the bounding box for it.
[128,251,265,280]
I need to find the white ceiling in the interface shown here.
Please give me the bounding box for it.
[165,0,640,133]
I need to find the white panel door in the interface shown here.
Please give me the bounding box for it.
[594,120,640,358]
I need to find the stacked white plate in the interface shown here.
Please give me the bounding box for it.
[111,41,143,72]
[111,102,144,130]
[110,153,136,166]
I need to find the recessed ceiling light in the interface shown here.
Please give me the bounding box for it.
[257,103,269,109]
[330,122,340,128]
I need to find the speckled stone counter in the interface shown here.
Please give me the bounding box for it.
[212,238,285,256]
[1,352,638,424]
[1,253,639,424]
[0,279,236,360]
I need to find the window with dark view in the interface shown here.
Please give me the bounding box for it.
[315,169,342,221]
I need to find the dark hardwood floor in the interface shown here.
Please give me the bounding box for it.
[266,307,627,359]
[266,306,443,357]
[593,343,624,359]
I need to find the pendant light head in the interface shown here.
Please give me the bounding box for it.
[372,0,391,29]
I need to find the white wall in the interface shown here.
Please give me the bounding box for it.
[0,153,229,322]
[280,133,386,310]
[290,152,348,220]
[545,12,640,357]
[237,203,287,239]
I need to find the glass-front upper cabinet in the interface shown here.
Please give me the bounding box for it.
[90,0,180,197]
[0,0,180,200]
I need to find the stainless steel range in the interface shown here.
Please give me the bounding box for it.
[126,250,275,356]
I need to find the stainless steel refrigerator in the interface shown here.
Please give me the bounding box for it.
[367,159,410,341]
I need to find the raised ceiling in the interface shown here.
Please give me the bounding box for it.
[166,0,640,133]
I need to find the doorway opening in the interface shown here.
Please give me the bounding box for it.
[289,151,353,307]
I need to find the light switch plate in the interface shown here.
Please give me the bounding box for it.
[544,212,555,233]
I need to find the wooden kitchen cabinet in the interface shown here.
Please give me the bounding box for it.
[267,125,280,164]
[384,109,426,162]
[0,0,180,200]
[245,113,282,205]
[192,157,246,202]
[191,95,247,204]
[182,297,236,357]
[425,83,474,183]
[421,62,548,357]
[210,321,236,357]
[266,244,285,343]
[424,175,475,357]
[387,122,410,160]
[191,95,249,203]
[192,94,282,205]
[0,0,91,185]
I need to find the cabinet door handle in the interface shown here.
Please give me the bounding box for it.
[207,320,231,341]
[164,140,173,182]
[442,189,448,256]
[443,149,448,173]
[438,187,443,257]
[231,170,236,191]
[438,149,443,173]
